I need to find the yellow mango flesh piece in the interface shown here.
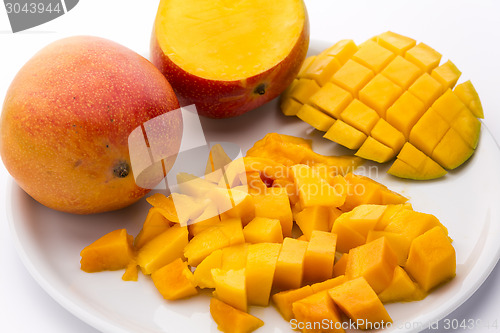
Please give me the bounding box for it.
[221,244,248,270]
[221,189,255,225]
[290,164,346,209]
[212,268,247,312]
[310,82,353,118]
[295,206,330,240]
[432,128,474,169]
[431,60,461,90]
[193,249,222,289]
[320,39,359,64]
[381,55,422,89]
[340,204,388,238]
[340,99,379,135]
[409,107,449,156]
[329,277,392,329]
[169,193,209,226]
[252,191,293,237]
[151,258,197,301]
[274,237,309,290]
[246,243,281,306]
[384,209,448,241]
[134,208,171,249]
[146,193,180,223]
[454,80,484,118]
[332,254,348,277]
[405,42,442,73]
[371,118,406,153]
[136,225,188,275]
[408,73,444,109]
[297,56,318,78]
[302,55,341,86]
[188,205,221,237]
[355,136,395,163]
[345,237,398,293]
[376,31,416,55]
[292,291,344,333]
[386,91,426,139]
[121,261,139,282]
[359,74,403,117]
[184,218,244,267]
[341,173,407,211]
[332,59,374,97]
[366,230,409,266]
[378,266,420,303]
[281,96,302,116]
[80,229,134,273]
[290,78,321,104]
[331,218,365,253]
[352,40,395,73]
[281,32,483,180]
[297,104,336,132]
[272,285,314,321]
[324,120,367,150]
[210,298,264,333]
[243,217,283,243]
[405,226,456,292]
[303,231,337,283]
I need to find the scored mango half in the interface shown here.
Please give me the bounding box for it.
[281,31,483,180]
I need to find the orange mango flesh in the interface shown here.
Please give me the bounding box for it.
[82,133,457,332]
[155,0,306,81]
[281,31,483,180]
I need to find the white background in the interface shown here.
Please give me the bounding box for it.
[1,0,499,332]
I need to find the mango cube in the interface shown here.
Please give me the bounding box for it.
[431,60,461,90]
[309,82,353,118]
[212,268,247,312]
[381,55,422,89]
[324,119,367,150]
[376,31,416,55]
[243,217,283,243]
[359,74,403,117]
[332,254,348,277]
[222,244,248,270]
[193,249,222,289]
[134,208,171,249]
[331,59,374,97]
[136,225,188,275]
[289,78,321,104]
[454,80,484,118]
[345,237,398,293]
[292,291,344,333]
[210,298,264,333]
[355,137,395,163]
[80,229,134,273]
[340,99,379,135]
[272,285,314,321]
[303,231,337,283]
[302,55,341,86]
[297,104,336,132]
[352,40,395,73]
[246,243,281,306]
[378,266,419,303]
[253,191,293,237]
[409,107,449,156]
[329,277,392,329]
[405,226,456,292]
[386,91,426,139]
[370,118,406,154]
[184,219,244,266]
[408,73,443,108]
[290,164,346,209]
[151,258,197,300]
[274,237,309,290]
[310,275,347,293]
[405,42,442,72]
[295,206,330,240]
[321,39,359,65]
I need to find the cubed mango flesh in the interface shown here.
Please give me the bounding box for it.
[210,298,264,333]
[246,243,281,306]
[405,226,456,292]
[295,206,330,240]
[272,285,314,321]
[274,237,309,290]
[80,229,135,273]
[212,268,248,312]
[303,231,337,282]
[193,249,222,289]
[280,32,483,180]
[378,266,420,303]
[252,191,293,237]
[243,217,283,243]
[151,258,197,300]
[292,291,345,333]
[329,277,392,329]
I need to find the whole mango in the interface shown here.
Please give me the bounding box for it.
[0,36,181,214]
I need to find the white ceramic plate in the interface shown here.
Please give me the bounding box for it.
[7,41,500,332]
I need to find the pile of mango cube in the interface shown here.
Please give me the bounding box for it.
[281,31,484,180]
[81,133,456,333]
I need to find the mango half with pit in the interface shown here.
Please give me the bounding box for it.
[281,31,483,180]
